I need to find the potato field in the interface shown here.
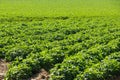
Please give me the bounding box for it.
[0,0,120,80]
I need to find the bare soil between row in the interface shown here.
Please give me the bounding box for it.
[0,59,8,80]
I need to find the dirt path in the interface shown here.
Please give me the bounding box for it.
[0,59,8,80]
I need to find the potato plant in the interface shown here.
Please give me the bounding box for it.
[0,16,120,80]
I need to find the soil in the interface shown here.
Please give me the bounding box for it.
[30,69,50,80]
[108,76,120,80]
[0,59,8,80]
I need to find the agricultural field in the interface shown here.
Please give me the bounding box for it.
[0,0,120,80]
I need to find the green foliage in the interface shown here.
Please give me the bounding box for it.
[0,16,120,79]
[5,64,32,80]
[5,46,32,61]
[50,54,91,80]
[75,52,120,80]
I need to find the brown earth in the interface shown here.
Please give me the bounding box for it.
[107,76,120,80]
[30,69,50,80]
[0,59,8,80]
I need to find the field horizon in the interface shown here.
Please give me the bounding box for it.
[0,0,120,17]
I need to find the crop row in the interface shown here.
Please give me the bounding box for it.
[0,17,120,79]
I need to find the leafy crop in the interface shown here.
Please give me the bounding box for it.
[0,0,120,80]
[0,16,120,80]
